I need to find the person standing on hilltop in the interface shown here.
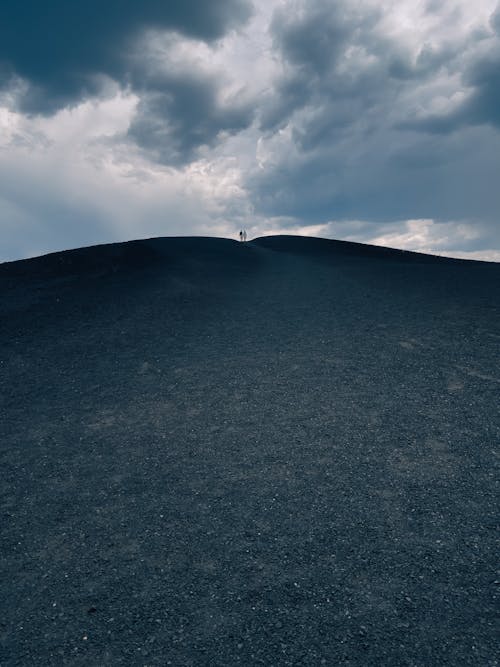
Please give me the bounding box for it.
[239,230,243,242]
[243,230,247,242]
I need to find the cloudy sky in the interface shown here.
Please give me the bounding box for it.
[1,0,499,262]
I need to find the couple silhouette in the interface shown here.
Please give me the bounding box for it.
[239,230,248,242]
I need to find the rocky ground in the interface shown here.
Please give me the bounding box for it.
[1,235,498,665]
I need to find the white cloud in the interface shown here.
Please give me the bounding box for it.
[338,218,499,261]
[0,95,250,262]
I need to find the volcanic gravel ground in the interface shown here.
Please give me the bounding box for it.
[1,236,499,665]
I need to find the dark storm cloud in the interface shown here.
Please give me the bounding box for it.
[0,0,254,166]
[400,46,500,135]
[260,0,445,139]
[0,1,251,113]
[261,2,383,132]
[271,3,361,75]
[250,123,500,233]
[250,0,500,237]
[465,50,500,127]
[128,73,254,166]
[398,6,500,135]
[263,0,500,142]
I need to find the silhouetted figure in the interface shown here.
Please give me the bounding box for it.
[239,230,243,242]
[243,230,247,242]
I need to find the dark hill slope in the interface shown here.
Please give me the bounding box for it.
[1,236,499,666]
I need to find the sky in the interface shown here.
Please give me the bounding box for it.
[1,0,499,263]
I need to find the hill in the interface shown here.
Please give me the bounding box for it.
[1,235,499,665]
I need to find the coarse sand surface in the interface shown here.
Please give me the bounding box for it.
[1,235,499,665]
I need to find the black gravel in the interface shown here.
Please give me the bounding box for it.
[1,235,499,666]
